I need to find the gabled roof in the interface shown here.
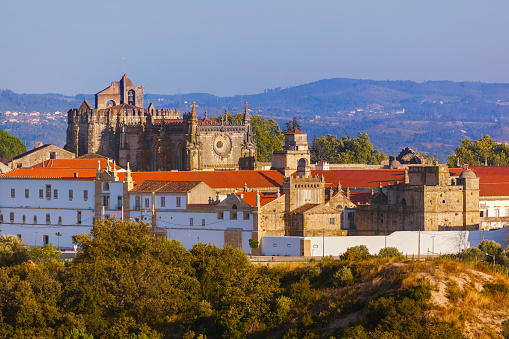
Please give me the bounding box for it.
[236,192,281,207]
[348,192,371,205]
[77,153,108,159]
[290,203,339,214]
[3,144,73,164]
[130,180,203,193]
[285,129,306,135]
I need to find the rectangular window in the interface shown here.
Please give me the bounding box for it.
[145,198,150,208]
[103,196,109,207]
[161,197,165,207]
[69,189,73,201]
[230,212,237,220]
[84,190,88,201]
[243,212,250,220]
[25,189,29,199]
[0,214,3,223]
[10,188,15,198]
[176,197,181,207]
[54,189,58,199]
[10,212,14,222]
[46,185,51,199]
[190,218,193,226]
[495,208,500,217]
[43,235,49,246]
[22,215,26,223]
[330,218,335,225]
[117,196,122,210]
[58,216,62,225]
[39,189,43,199]
[46,213,50,224]
[49,152,56,159]
[33,215,37,224]
[480,211,484,217]
[77,211,82,224]
[217,211,224,219]
[135,196,141,210]
[202,219,206,226]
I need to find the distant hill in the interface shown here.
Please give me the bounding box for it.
[4,78,509,161]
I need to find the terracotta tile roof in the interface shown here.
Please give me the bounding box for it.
[235,192,281,207]
[31,158,121,170]
[108,103,144,110]
[479,183,509,197]
[2,168,98,179]
[290,203,319,213]
[349,192,371,205]
[451,166,509,183]
[127,170,284,189]
[130,180,202,193]
[308,169,405,189]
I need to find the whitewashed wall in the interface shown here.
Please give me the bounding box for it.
[0,224,93,249]
[261,228,509,257]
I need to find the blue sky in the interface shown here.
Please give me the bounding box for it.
[1,0,508,96]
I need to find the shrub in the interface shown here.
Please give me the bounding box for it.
[340,245,372,261]
[378,247,405,259]
[483,283,509,295]
[334,266,354,287]
[478,240,501,263]
[275,296,292,318]
[306,265,321,279]
[407,278,432,302]
[459,247,485,263]
[196,300,214,317]
[0,234,29,267]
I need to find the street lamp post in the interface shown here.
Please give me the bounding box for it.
[55,232,62,251]
[431,236,435,255]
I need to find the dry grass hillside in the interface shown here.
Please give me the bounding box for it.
[257,254,509,339]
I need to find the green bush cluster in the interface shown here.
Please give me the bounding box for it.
[340,245,372,261]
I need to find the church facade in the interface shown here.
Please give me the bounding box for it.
[65,75,257,171]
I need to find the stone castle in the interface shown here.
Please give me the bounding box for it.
[64,75,256,171]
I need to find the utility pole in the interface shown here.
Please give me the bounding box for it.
[322,228,325,257]
[418,228,421,259]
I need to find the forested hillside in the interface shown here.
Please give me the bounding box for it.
[1,219,509,338]
[4,78,509,160]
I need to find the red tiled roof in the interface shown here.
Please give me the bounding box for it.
[348,192,371,205]
[236,192,281,207]
[308,169,405,189]
[130,180,203,193]
[128,170,284,189]
[2,168,98,179]
[285,129,305,135]
[290,203,319,213]
[479,183,509,197]
[451,166,509,183]
[31,158,121,170]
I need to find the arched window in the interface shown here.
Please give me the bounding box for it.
[232,204,238,210]
[106,100,116,107]
[401,198,407,206]
[34,215,37,224]
[128,89,135,106]
[297,158,307,177]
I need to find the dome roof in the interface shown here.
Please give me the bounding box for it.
[459,168,476,179]
[389,159,403,169]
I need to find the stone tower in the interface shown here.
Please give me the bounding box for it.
[271,129,311,177]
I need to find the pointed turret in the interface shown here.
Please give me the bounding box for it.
[191,101,197,119]
[243,101,250,122]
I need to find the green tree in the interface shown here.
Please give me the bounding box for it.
[448,134,509,167]
[190,244,279,338]
[64,219,200,338]
[284,117,301,132]
[311,133,387,165]
[0,130,26,161]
